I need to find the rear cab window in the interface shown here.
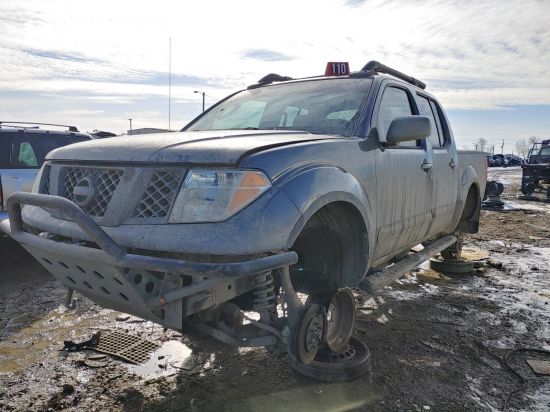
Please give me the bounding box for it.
[0,132,88,169]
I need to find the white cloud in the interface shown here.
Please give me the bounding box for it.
[0,0,549,134]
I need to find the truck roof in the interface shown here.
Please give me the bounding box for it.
[247,60,427,92]
[0,121,91,139]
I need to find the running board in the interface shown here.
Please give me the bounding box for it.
[360,235,457,293]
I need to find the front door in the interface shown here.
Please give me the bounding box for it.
[373,84,434,261]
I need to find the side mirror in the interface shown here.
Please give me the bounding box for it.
[386,116,431,144]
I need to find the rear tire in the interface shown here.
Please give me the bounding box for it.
[289,336,371,382]
[429,257,474,275]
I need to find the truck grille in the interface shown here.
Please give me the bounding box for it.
[133,171,183,218]
[64,167,123,217]
[42,165,51,195]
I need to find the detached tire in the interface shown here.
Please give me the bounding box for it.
[429,258,474,275]
[289,336,371,382]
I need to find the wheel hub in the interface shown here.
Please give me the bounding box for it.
[290,304,326,364]
[304,313,324,353]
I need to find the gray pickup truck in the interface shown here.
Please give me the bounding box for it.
[0,122,91,221]
[1,61,487,381]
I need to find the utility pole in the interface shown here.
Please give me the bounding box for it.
[128,118,133,134]
[194,90,205,112]
[168,37,172,131]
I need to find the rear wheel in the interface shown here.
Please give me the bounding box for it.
[289,336,371,382]
[429,257,474,274]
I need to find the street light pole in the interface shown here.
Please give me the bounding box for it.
[194,90,205,113]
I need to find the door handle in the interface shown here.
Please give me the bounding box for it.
[421,160,432,171]
[449,159,457,168]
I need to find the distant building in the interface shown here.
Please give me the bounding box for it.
[127,128,174,135]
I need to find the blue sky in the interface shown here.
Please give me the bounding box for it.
[1,0,549,153]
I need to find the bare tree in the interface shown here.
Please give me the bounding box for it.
[528,136,541,145]
[515,139,530,158]
[476,138,488,152]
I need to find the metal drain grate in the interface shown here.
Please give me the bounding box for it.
[92,331,159,364]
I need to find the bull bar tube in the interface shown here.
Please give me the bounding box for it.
[3,192,298,306]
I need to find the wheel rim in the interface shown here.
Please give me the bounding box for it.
[288,336,371,382]
[293,304,325,364]
[325,289,356,353]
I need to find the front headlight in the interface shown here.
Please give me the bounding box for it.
[168,169,271,223]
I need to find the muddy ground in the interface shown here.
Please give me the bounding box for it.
[1,166,549,411]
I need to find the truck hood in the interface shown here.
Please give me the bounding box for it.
[47,130,333,165]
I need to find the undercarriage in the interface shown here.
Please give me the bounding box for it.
[3,191,468,381]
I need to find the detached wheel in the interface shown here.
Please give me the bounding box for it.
[430,257,474,274]
[289,336,371,382]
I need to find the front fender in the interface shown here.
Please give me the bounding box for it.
[279,165,374,267]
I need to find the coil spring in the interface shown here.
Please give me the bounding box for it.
[252,272,276,311]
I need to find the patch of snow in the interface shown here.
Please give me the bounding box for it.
[376,314,389,324]
[505,200,550,214]
[524,384,550,412]
[465,374,501,412]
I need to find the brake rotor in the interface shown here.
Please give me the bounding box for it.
[291,304,326,364]
[325,288,356,353]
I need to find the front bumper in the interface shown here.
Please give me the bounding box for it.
[2,192,298,329]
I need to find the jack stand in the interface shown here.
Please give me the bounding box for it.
[64,288,76,309]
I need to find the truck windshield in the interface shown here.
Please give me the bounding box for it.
[187,78,372,137]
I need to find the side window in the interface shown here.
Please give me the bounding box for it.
[416,95,441,148]
[18,142,39,167]
[378,86,417,147]
[429,100,449,147]
[0,136,13,168]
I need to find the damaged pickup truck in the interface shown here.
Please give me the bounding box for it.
[1,61,487,381]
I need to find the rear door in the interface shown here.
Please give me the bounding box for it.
[373,83,434,260]
[415,94,459,234]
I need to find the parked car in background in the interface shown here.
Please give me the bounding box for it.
[0,122,92,220]
[487,154,504,167]
[492,154,508,167]
[504,154,524,166]
[486,155,499,167]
